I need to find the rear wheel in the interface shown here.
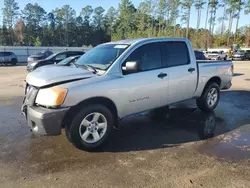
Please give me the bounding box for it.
[11,59,17,66]
[66,104,114,151]
[196,82,220,112]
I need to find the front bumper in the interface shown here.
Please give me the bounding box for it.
[27,66,34,72]
[26,106,69,135]
[232,56,244,60]
[222,82,232,90]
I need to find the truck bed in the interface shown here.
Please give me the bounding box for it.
[194,60,233,97]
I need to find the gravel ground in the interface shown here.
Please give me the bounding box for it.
[0,62,250,188]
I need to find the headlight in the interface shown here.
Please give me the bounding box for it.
[28,62,37,67]
[36,87,68,107]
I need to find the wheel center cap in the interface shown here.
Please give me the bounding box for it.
[89,122,96,130]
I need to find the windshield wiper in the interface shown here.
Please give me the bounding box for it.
[86,64,97,73]
[76,64,97,73]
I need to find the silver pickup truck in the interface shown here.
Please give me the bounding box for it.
[22,38,233,150]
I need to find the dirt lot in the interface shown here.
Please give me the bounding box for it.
[0,62,250,188]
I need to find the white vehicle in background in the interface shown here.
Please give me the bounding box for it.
[207,51,227,60]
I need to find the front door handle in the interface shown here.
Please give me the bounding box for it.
[158,72,167,79]
[188,68,195,73]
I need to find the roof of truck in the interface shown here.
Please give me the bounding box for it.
[106,37,188,45]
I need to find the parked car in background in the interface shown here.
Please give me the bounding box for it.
[22,38,233,150]
[194,50,207,60]
[232,50,249,60]
[207,51,227,60]
[27,50,53,64]
[243,50,250,59]
[27,51,85,72]
[57,55,81,66]
[203,51,209,59]
[0,52,18,66]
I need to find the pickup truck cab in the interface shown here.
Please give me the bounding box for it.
[22,38,233,150]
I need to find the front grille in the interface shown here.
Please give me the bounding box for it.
[25,85,39,106]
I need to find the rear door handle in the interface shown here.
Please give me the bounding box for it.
[188,68,195,73]
[158,72,167,79]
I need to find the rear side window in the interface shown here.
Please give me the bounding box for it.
[163,42,190,67]
[195,51,206,60]
[126,43,162,71]
[0,52,13,56]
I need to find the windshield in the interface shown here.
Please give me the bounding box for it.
[57,56,79,65]
[35,51,45,55]
[236,50,244,54]
[45,53,57,60]
[75,44,129,70]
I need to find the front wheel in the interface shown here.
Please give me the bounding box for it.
[66,104,114,151]
[11,59,17,66]
[196,83,220,112]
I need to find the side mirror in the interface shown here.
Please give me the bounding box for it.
[123,61,140,74]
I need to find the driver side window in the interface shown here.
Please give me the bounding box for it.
[124,43,162,73]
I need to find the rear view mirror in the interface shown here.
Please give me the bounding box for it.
[123,61,140,74]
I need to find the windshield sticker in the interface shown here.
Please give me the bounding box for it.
[114,45,128,49]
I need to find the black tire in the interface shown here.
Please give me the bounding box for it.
[11,59,17,66]
[196,82,220,112]
[224,56,227,60]
[66,104,114,151]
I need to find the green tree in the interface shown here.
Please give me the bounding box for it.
[135,1,152,36]
[22,3,46,45]
[2,0,19,45]
[234,0,244,42]
[34,36,41,46]
[181,0,193,38]
[217,0,227,36]
[169,0,181,36]
[104,7,117,36]
[194,0,205,32]
[52,5,76,46]
[92,6,105,29]
[226,0,238,46]
[208,0,219,35]
[118,0,136,39]
[204,0,210,32]
[158,0,167,32]
[244,0,250,46]
[80,5,93,27]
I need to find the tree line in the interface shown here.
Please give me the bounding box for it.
[1,0,250,49]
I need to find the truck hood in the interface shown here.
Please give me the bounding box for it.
[26,65,95,87]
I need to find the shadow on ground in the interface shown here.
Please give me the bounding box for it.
[0,63,26,67]
[233,73,244,77]
[0,90,249,174]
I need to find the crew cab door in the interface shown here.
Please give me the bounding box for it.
[119,42,169,117]
[163,41,197,104]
